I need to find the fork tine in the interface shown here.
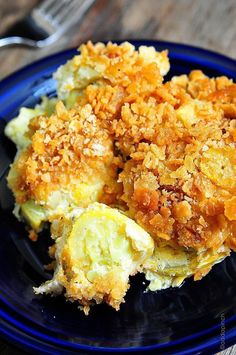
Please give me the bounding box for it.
[38,0,56,12]
[46,0,68,18]
[54,0,83,24]
[55,0,93,26]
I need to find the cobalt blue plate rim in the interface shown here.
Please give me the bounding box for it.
[0,40,236,354]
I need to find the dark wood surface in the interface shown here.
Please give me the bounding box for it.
[0,0,236,354]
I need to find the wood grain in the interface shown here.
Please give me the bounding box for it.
[0,0,235,354]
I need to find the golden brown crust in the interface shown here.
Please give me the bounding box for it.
[117,71,236,252]
[7,42,236,287]
[8,102,120,204]
[59,245,129,311]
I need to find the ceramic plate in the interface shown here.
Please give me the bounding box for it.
[1,40,236,354]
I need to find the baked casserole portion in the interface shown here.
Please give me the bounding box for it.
[5,41,236,313]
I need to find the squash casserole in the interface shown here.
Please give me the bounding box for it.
[5,41,236,314]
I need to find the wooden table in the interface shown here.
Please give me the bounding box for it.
[0,0,235,354]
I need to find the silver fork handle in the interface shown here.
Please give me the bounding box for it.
[0,34,60,49]
[0,36,38,48]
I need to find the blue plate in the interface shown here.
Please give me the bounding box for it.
[1,40,236,354]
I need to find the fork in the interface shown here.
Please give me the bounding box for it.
[0,0,95,49]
